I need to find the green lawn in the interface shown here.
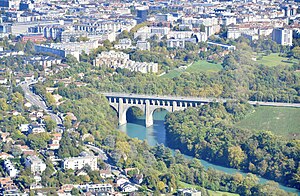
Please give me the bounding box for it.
[186,60,223,73]
[160,69,183,79]
[178,181,239,196]
[235,106,300,139]
[161,60,222,79]
[256,53,295,67]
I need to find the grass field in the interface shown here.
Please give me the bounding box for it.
[186,60,223,73]
[161,60,222,79]
[178,181,239,196]
[255,53,295,67]
[160,69,183,79]
[235,106,300,139]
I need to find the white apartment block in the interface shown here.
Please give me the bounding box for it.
[136,40,150,51]
[75,184,113,193]
[167,31,194,39]
[167,38,197,48]
[194,32,208,42]
[63,156,98,171]
[74,19,136,33]
[94,51,158,73]
[272,28,293,46]
[114,38,132,50]
[150,27,170,35]
[25,156,46,174]
[4,159,18,178]
[35,41,99,61]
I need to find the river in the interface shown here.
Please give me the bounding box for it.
[118,110,300,195]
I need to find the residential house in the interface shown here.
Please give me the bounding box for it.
[0,177,19,196]
[28,123,45,134]
[0,132,10,142]
[120,182,138,193]
[177,188,202,196]
[25,155,46,175]
[0,152,14,160]
[19,124,30,132]
[0,77,7,85]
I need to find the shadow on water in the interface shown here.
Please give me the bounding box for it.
[119,110,300,195]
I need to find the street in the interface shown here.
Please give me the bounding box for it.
[19,82,63,125]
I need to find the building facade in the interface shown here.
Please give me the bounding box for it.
[25,156,46,175]
[63,156,98,171]
[272,28,293,46]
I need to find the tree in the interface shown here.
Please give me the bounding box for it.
[102,40,112,49]
[45,93,56,107]
[63,115,72,129]
[44,116,57,131]
[158,181,166,192]
[24,41,35,54]
[0,98,8,111]
[58,132,80,158]
[27,133,51,150]
[292,46,300,59]
[71,188,80,195]
[228,146,246,168]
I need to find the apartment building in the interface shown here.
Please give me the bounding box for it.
[3,159,18,178]
[272,28,293,46]
[94,51,158,73]
[63,156,98,171]
[25,155,46,175]
[75,183,113,194]
[35,41,99,61]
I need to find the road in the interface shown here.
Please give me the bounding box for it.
[20,82,63,125]
[102,92,300,108]
[85,144,108,161]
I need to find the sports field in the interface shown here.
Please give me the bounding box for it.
[235,106,300,139]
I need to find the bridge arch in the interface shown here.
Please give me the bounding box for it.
[119,104,145,126]
[146,106,172,127]
[109,104,119,114]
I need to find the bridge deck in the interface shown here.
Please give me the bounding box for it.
[102,92,226,103]
[102,92,300,108]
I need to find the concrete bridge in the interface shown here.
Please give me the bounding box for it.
[103,93,227,127]
[102,92,300,127]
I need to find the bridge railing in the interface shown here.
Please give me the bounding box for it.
[100,92,300,108]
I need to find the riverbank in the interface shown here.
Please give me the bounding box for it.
[118,110,300,195]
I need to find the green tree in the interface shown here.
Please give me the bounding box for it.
[44,116,57,131]
[228,146,246,168]
[27,132,51,150]
[0,98,8,111]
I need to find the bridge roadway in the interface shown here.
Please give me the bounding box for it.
[102,92,300,108]
[102,92,300,127]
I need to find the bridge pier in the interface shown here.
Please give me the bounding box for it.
[118,98,127,126]
[145,100,153,127]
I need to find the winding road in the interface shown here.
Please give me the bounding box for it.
[20,82,63,125]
